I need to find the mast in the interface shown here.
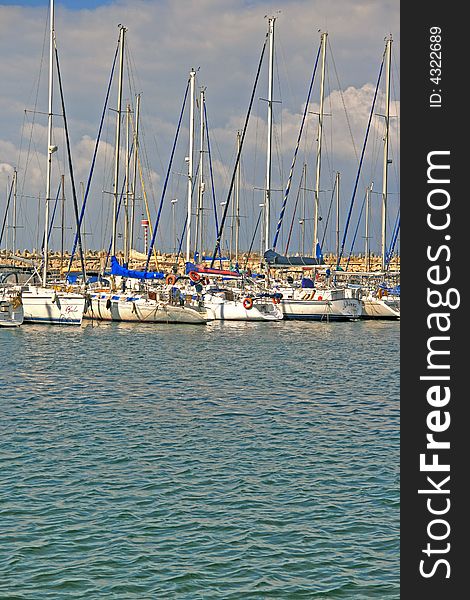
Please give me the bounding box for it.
[235,130,241,263]
[335,171,340,263]
[60,173,65,271]
[313,31,327,257]
[130,93,140,259]
[42,0,56,285]
[264,16,275,252]
[185,68,196,262]
[12,169,17,259]
[195,86,205,259]
[381,35,392,271]
[112,24,126,259]
[124,102,130,264]
[365,183,372,271]
[301,163,307,255]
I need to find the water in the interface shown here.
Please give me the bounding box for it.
[1,320,399,598]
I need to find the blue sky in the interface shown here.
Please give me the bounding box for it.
[0,0,400,255]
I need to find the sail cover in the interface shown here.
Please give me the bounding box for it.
[110,256,165,279]
[264,249,324,267]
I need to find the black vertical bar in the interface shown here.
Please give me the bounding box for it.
[401,2,465,596]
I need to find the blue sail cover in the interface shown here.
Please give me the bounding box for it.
[264,249,323,267]
[111,256,165,280]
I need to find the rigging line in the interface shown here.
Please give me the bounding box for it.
[386,214,400,271]
[284,169,304,255]
[18,8,48,193]
[44,181,62,249]
[54,43,87,284]
[144,79,190,273]
[345,192,366,271]
[336,52,384,269]
[210,31,269,268]
[104,173,127,273]
[0,179,14,248]
[320,176,337,251]
[67,40,119,276]
[243,209,263,271]
[327,37,361,172]
[271,40,321,252]
[204,102,223,267]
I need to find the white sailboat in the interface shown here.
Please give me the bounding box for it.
[360,36,400,320]
[20,0,85,325]
[265,32,362,321]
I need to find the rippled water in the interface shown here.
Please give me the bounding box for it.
[1,320,399,598]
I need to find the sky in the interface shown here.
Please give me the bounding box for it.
[0,0,400,257]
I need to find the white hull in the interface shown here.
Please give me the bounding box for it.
[86,293,208,324]
[281,296,362,321]
[22,286,85,325]
[203,294,283,321]
[361,296,400,319]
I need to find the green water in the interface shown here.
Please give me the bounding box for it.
[1,320,399,598]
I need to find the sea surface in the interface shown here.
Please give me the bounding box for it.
[1,320,399,598]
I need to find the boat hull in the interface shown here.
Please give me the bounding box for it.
[203,295,283,321]
[86,294,208,324]
[281,297,362,321]
[361,297,400,319]
[21,287,85,325]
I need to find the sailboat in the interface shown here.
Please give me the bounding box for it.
[19,0,85,325]
[265,31,362,321]
[82,41,208,325]
[359,36,400,320]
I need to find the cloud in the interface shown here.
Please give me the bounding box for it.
[0,0,399,253]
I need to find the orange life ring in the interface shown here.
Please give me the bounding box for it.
[317,295,323,301]
[272,296,280,304]
[188,271,201,282]
[166,274,177,285]
[243,297,253,310]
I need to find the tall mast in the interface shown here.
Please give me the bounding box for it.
[130,93,140,257]
[335,171,340,262]
[301,162,307,255]
[381,36,392,271]
[12,169,17,258]
[185,68,196,262]
[112,24,126,259]
[42,0,55,285]
[235,130,241,263]
[313,31,327,257]
[124,102,130,264]
[60,173,65,271]
[365,183,372,271]
[264,16,275,252]
[195,86,205,259]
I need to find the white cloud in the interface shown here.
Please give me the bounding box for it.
[0,0,399,253]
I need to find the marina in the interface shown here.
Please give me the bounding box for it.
[1,0,399,597]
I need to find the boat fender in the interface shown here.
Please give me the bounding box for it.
[106,298,112,309]
[189,271,201,282]
[243,297,253,310]
[166,274,177,285]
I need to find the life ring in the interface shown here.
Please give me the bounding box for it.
[243,297,253,310]
[272,296,280,304]
[166,274,177,285]
[317,295,323,301]
[188,271,201,282]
